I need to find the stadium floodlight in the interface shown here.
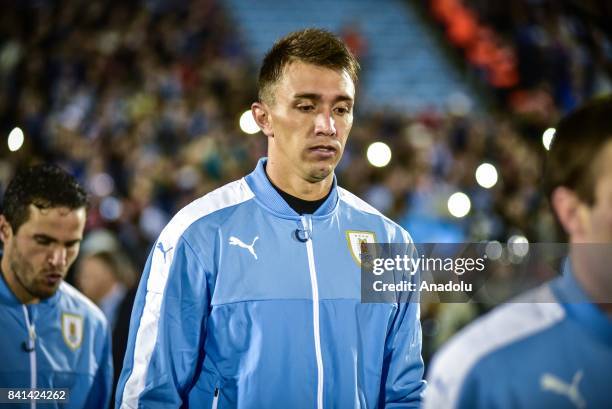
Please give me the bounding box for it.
[475,163,498,189]
[485,240,503,260]
[100,196,123,221]
[8,127,24,152]
[508,234,529,258]
[542,128,555,151]
[239,110,260,134]
[448,192,471,218]
[366,142,392,168]
[90,172,114,197]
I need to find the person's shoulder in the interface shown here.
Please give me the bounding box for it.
[431,285,565,371]
[163,177,255,238]
[337,186,382,216]
[58,282,107,327]
[176,177,254,225]
[337,186,412,241]
[426,284,565,405]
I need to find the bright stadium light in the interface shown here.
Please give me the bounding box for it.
[448,192,471,218]
[475,163,498,189]
[508,234,529,258]
[366,142,392,168]
[485,240,503,260]
[90,172,114,197]
[239,110,260,134]
[8,127,24,152]
[542,128,555,151]
[99,196,123,221]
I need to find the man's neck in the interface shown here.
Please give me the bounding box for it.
[265,161,333,201]
[569,248,612,317]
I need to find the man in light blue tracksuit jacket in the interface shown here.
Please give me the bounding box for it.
[116,29,425,408]
[0,165,113,409]
[425,97,612,408]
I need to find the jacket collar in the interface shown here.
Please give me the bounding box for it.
[244,157,339,219]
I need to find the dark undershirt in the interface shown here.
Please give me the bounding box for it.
[265,172,331,215]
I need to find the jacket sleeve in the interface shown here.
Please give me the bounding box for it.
[379,301,426,407]
[379,240,426,407]
[424,355,475,409]
[83,314,113,409]
[424,324,487,409]
[115,236,210,408]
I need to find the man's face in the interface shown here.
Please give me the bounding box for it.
[581,141,612,242]
[566,140,612,303]
[0,205,86,302]
[261,60,355,183]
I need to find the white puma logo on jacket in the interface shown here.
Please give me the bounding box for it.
[229,236,259,260]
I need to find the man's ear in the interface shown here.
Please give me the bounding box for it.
[251,102,274,137]
[0,215,13,243]
[551,187,587,241]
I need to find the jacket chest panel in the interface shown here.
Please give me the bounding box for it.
[212,217,312,305]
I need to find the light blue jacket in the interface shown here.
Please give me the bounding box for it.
[425,266,612,409]
[116,158,425,408]
[0,276,113,409]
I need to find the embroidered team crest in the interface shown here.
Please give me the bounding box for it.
[346,230,377,266]
[61,313,84,350]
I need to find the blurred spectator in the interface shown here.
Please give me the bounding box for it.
[428,0,612,116]
[75,249,137,401]
[75,250,136,328]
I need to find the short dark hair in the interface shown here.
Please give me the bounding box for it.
[545,95,612,205]
[258,28,360,104]
[2,164,88,232]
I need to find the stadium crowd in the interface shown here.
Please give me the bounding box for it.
[429,0,612,116]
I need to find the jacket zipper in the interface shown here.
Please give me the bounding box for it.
[22,305,37,409]
[300,215,324,409]
[211,387,219,409]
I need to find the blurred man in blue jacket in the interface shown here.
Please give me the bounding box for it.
[117,28,425,408]
[425,96,612,408]
[0,164,112,409]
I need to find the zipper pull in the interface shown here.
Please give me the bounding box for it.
[212,387,219,409]
[296,216,312,242]
[28,325,37,343]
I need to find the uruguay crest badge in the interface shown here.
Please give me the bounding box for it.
[61,313,84,350]
[346,230,377,266]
